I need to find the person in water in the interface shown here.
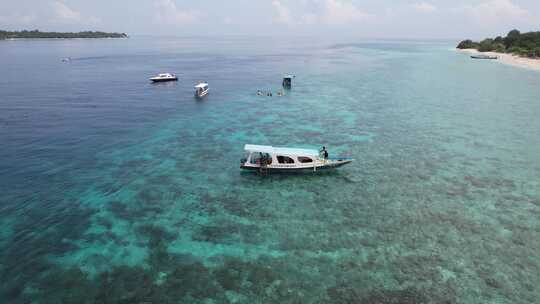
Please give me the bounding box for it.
[320,146,328,160]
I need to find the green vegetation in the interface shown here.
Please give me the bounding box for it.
[457,29,540,58]
[0,30,128,40]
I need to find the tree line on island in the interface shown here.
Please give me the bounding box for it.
[0,30,127,40]
[457,29,540,58]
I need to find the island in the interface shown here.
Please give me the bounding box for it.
[456,29,540,71]
[457,29,540,58]
[0,30,128,40]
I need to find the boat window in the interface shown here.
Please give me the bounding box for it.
[298,156,313,163]
[277,156,295,164]
[250,153,272,165]
[250,153,261,164]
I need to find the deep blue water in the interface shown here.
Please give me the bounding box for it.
[1,36,539,303]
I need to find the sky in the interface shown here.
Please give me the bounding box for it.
[0,0,539,39]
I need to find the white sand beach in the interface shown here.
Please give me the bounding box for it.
[457,48,540,71]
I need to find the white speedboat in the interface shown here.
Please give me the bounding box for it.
[240,144,353,173]
[150,73,178,82]
[195,82,209,98]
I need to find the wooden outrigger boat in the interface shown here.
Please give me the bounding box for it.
[471,54,498,60]
[240,144,353,173]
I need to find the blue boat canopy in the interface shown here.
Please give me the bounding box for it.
[244,144,319,157]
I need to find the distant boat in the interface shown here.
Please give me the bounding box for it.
[61,57,71,62]
[194,82,209,98]
[282,75,295,89]
[150,73,178,82]
[471,54,498,60]
[240,144,353,173]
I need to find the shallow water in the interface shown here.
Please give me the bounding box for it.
[1,37,539,303]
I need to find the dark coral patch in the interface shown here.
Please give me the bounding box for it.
[108,201,130,219]
[327,285,432,304]
[163,262,221,300]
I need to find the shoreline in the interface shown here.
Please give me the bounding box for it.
[0,37,128,41]
[457,48,540,71]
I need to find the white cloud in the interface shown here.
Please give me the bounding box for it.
[50,1,100,24]
[271,0,293,25]
[412,3,437,13]
[153,0,202,26]
[0,13,36,25]
[319,0,373,25]
[458,0,530,27]
[270,0,373,27]
[300,13,318,25]
[52,1,81,21]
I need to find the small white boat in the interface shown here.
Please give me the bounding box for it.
[194,82,209,98]
[150,73,178,82]
[471,54,498,60]
[240,144,353,173]
[282,75,294,89]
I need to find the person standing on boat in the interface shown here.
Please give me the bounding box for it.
[261,153,266,165]
[320,146,328,160]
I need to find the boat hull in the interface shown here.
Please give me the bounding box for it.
[151,77,178,82]
[470,55,498,60]
[195,90,209,98]
[240,159,353,173]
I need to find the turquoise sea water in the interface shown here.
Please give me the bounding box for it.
[1,37,539,303]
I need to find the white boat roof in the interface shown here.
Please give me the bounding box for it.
[244,144,319,157]
[195,83,208,88]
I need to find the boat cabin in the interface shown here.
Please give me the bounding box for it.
[282,75,294,89]
[243,144,318,166]
[194,83,209,98]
